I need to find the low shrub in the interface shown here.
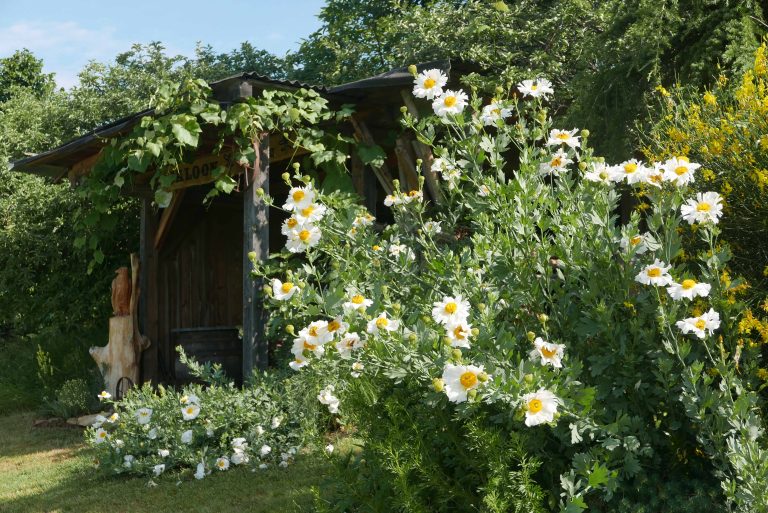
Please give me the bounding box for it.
[254,73,768,511]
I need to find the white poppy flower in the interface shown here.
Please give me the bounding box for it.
[445,320,472,348]
[366,312,400,334]
[442,364,486,403]
[317,385,340,414]
[680,192,723,225]
[271,417,282,429]
[546,129,580,149]
[645,163,666,188]
[335,332,364,360]
[522,389,560,426]
[352,213,375,228]
[231,438,248,450]
[530,337,566,368]
[326,317,349,338]
[325,444,335,454]
[91,415,107,428]
[539,149,572,176]
[612,159,649,184]
[181,404,201,421]
[255,425,265,436]
[666,279,711,300]
[158,449,170,458]
[584,162,616,184]
[413,68,448,99]
[620,233,650,254]
[480,102,512,126]
[135,407,153,425]
[432,295,470,326]
[432,89,469,117]
[97,391,112,401]
[342,294,373,313]
[279,460,289,468]
[676,308,721,339]
[286,225,322,253]
[180,394,200,405]
[635,259,673,286]
[281,216,301,236]
[153,464,165,477]
[181,430,193,444]
[272,279,299,301]
[93,428,109,444]
[260,445,272,457]
[351,362,364,378]
[258,463,269,470]
[662,156,700,186]
[283,186,315,212]
[231,451,249,465]
[478,184,491,197]
[123,455,134,468]
[107,413,119,423]
[289,354,310,371]
[518,78,554,98]
[147,428,158,440]
[194,462,206,480]
[295,202,327,223]
[423,221,442,236]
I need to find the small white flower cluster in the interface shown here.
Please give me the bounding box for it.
[432,295,473,349]
[412,68,468,118]
[540,128,580,177]
[317,384,340,414]
[584,156,702,188]
[384,189,423,208]
[517,78,554,99]
[282,185,324,253]
[431,157,462,190]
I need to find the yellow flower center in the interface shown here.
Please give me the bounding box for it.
[460,371,478,389]
[328,320,341,332]
[695,319,707,330]
[674,165,689,176]
[528,399,543,414]
[351,295,365,304]
[218,461,225,468]
[292,190,305,202]
[556,132,570,140]
[304,341,317,351]
[281,282,293,293]
[624,163,638,174]
[408,190,419,197]
[679,156,690,163]
[681,279,697,290]
[444,302,458,314]
[649,174,663,183]
[345,338,356,348]
[647,268,662,278]
[492,108,501,116]
[531,84,538,91]
[301,206,314,217]
[299,229,311,242]
[186,407,195,415]
[696,202,711,212]
[99,431,107,438]
[372,245,381,251]
[540,346,558,358]
[630,235,642,246]
[453,325,467,340]
[287,218,298,229]
[551,157,563,167]
[423,77,436,89]
[443,96,457,108]
[376,317,389,329]
[308,326,318,337]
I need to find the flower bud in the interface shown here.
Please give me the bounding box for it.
[451,349,463,362]
[255,187,265,197]
[443,337,453,347]
[285,324,295,335]
[578,161,587,171]
[281,172,291,184]
[526,331,536,342]
[478,372,489,383]
[302,175,311,183]
[478,303,486,312]
[495,85,504,94]
[421,315,431,324]
[432,378,444,392]
[392,303,401,312]
[471,328,480,337]
[467,389,478,400]
[408,64,418,76]
[580,129,590,138]
[247,251,258,262]
[263,284,272,296]
[523,373,534,384]
[536,110,547,123]
[400,106,408,114]
[537,313,549,324]
[292,162,300,170]
[408,333,417,342]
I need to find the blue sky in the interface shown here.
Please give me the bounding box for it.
[0,0,326,88]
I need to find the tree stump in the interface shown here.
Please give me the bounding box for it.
[90,253,151,398]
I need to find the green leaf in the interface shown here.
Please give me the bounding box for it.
[358,143,386,168]
[588,462,611,488]
[146,141,162,157]
[155,189,173,208]
[171,122,199,147]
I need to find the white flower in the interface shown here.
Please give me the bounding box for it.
[522,389,560,427]
[584,162,616,184]
[284,186,315,212]
[153,464,165,477]
[281,216,301,236]
[680,192,723,225]
[366,312,400,334]
[107,412,119,423]
[158,449,170,458]
[255,425,265,436]
[317,385,340,414]
[180,394,200,405]
[662,156,700,186]
[147,428,158,440]
[123,455,134,468]
[91,415,106,428]
[335,332,364,360]
[113,439,124,449]
[432,89,468,117]
[445,320,472,348]
[530,337,566,368]
[135,407,153,425]
[645,163,666,188]
[279,460,289,468]
[667,279,711,301]
[327,317,349,338]
[432,295,470,326]
[546,129,580,149]
[518,78,554,98]
[97,391,111,401]
[423,221,442,236]
[539,149,572,176]
[286,225,322,253]
[194,462,206,480]
[272,278,299,300]
[676,308,721,339]
[325,443,335,454]
[612,159,648,184]
[352,213,375,228]
[480,102,512,126]
[231,451,249,465]
[280,452,292,462]
[258,463,269,470]
[181,404,201,421]
[232,437,248,450]
[478,184,491,197]
[181,430,193,444]
[620,233,650,254]
[215,456,230,471]
[300,320,333,346]
[260,444,272,457]
[295,202,327,223]
[271,416,282,429]
[635,259,673,286]
[93,428,109,444]
[289,354,310,371]
[206,427,214,437]
[342,294,373,313]
[384,194,401,207]
[442,364,486,403]
[351,362,364,378]
[413,68,448,99]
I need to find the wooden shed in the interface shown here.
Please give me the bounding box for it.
[10,60,474,387]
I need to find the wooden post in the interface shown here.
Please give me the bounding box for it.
[139,200,159,383]
[243,133,270,378]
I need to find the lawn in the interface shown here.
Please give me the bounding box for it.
[0,412,330,513]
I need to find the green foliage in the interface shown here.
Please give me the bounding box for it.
[0,49,54,102]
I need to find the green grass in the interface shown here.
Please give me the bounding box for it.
[0,412,330,513]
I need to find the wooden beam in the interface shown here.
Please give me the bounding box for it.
[394,135,420,192]
[153,189,185,250]
[243,133,270,377]
[349,150,365,197]
[400,90,443,204]
[67,151,102,184]
[139,199,160,383]
[349,115,395,195]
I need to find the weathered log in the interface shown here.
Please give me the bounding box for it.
[90,253,151,397]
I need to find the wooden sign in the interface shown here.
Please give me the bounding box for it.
[168,155,230,191]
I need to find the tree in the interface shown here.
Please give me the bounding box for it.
[0,49,54,103]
